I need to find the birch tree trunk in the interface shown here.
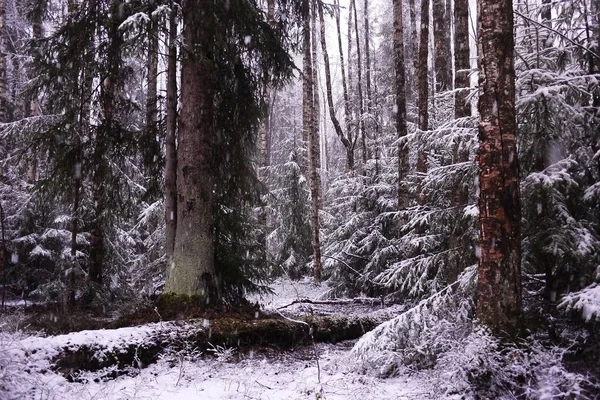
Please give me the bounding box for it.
[165,0,217,299]
[164,5,178,265]
[393,0,410,210]
[476,0,523,338]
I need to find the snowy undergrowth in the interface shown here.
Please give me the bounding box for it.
[352,265,477,373]
[435,328,596,399]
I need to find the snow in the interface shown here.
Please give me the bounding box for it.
[559,283,600,322]
[4,343,431,400]
[2,278,435,399]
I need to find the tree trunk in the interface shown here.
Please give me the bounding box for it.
[0,0,6,124]
[164,6,178,265]
[364,0,372,115]
[27,12,43,184]
[318,1,353,171]
[476,0,523,338]
[334,0,354,169]
[351,0,367,165]
[433,0,451,94]
[303,0,322,282]
[409,0,419,106]
[44,314,383,377]
[416,0,429,204]
[165,0,217,300]
[311,0,321,173]
[417,0,429,132]
[454,0,470,118]
[393,0,409,210]
[258,0,275,168]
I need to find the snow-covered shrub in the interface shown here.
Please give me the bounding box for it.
[352,265,476,373]
[435,329,597,399]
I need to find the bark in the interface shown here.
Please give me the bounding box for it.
[476,0,523,338]
[409,0,419,104]
[27,11,44,184]
[351,0,367,165]
[302,0,322,282]
[165,0,217,299]
[49,314,382,377]
[417,0,429,132]
[0,0,6,124]
[146,11,159,137]
[433,0,451,94]
[454,0,470,118]
[311,0,321,172]
[318,1,353,171]
[0,202,5,307]
[364,0,372,114]
[258,0,275,167]
[164,7,178,264]
[334,0,355,169]
[393,0,410,210]
[416,0,429,204]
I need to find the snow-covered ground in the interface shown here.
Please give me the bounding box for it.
[6,343,433,400]
[1,279,435,400]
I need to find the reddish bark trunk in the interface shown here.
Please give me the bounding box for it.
[476,0,523,338]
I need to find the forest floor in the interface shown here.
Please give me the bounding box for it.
[0,279,439,400]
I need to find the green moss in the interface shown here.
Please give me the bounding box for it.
[155,293,208,320]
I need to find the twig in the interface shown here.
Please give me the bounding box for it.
[276,297,384,310]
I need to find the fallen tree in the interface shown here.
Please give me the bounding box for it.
[33,313,384,378]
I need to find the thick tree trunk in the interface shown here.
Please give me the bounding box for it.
[303,0,322,282]
[318,1,353,171]
[476,0,523,338]
[165,0,217,299]
[454,0,470,118]
[393,0,410,210]
[433,0,451,94]
[164,6,178,264]
[351,0,367,165]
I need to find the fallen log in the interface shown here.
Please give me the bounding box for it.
[37,314,382,378]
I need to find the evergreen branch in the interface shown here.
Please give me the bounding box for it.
[514,10,600,61]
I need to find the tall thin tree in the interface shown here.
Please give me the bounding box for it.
[393,0,409,209]
[476,0,523,338]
